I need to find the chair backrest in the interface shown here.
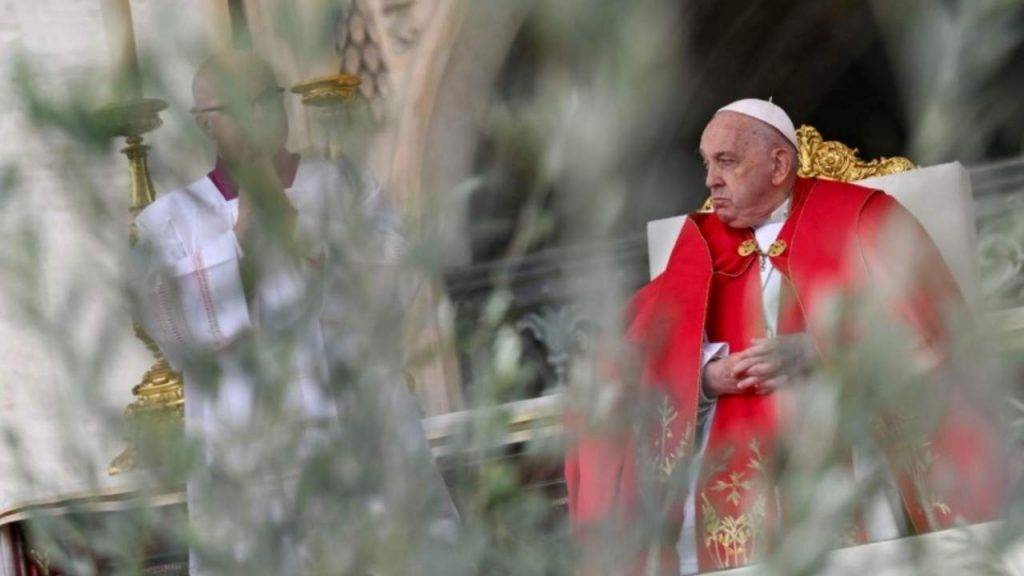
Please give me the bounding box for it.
[646,127,978,300]
[856,162,977,300]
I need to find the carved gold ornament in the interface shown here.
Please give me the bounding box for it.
[796,125,915,182]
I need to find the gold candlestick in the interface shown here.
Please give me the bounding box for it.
[98,0,183,477]
[101,97,185,476]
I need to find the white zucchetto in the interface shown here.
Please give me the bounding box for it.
[717,98,798,149]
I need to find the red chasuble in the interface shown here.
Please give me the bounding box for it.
[565,177,1008,573]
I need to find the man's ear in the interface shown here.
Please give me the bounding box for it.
[770,147,794,186]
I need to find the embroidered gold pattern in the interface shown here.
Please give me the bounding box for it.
[654,397,693,479]
[700,440,769,569]
[874,416,951,526]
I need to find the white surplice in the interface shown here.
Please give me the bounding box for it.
[133,158,363,434]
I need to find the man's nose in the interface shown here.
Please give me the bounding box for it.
[705,168,723,190]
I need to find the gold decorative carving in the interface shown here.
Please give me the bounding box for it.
[100,98,185,476]
[796,125,915,182]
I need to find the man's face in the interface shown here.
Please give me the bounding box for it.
[192,69,288,161]
[699,112,781,228]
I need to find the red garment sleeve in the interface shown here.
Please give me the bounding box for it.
[857,192,1008,530]
[857,192,964,353]
[563,276,663,529]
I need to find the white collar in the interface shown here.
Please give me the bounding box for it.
[758,196,791,228]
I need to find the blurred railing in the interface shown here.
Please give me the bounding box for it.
[443,235,648,403]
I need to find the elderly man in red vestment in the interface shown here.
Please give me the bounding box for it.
[564,99,1008,574]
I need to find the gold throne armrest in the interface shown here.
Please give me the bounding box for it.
[699,125,916,212]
